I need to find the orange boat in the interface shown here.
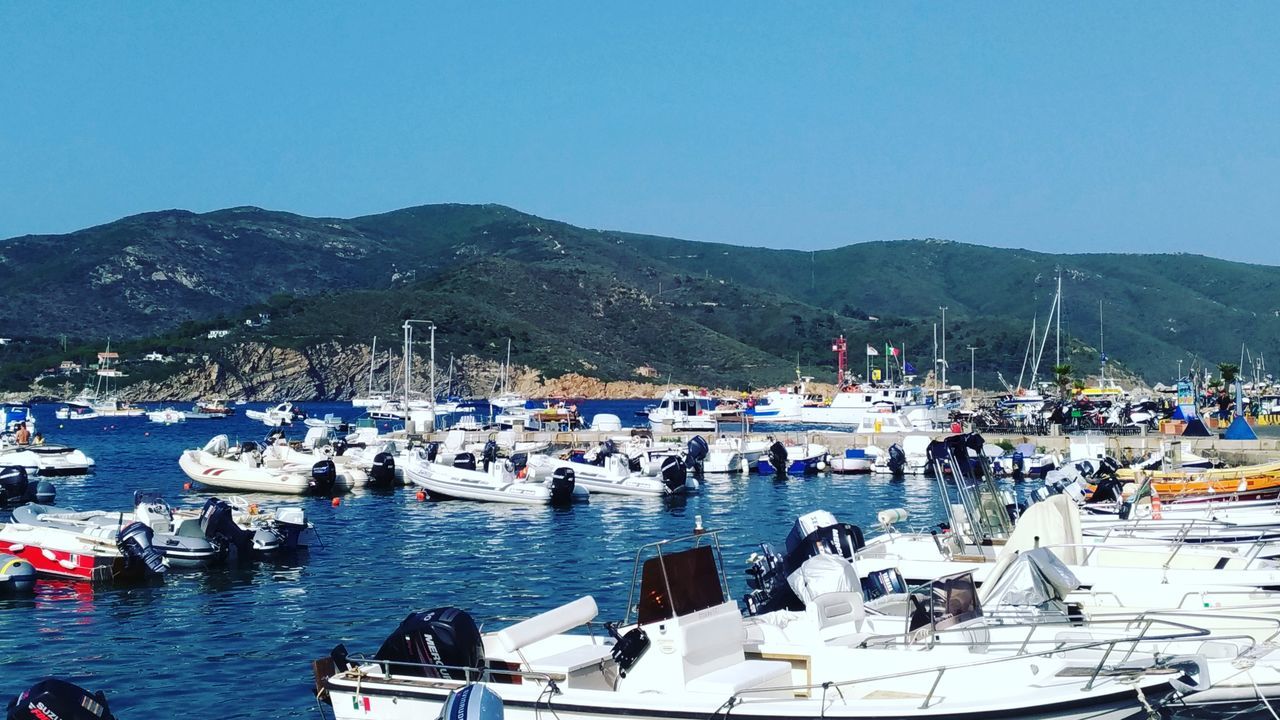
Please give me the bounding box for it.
[1109,461,1280,499]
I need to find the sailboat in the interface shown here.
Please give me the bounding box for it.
[351,337,391,408]
[55,344,144,420]
[488,339,527,409]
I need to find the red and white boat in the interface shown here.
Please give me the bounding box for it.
[0,505,167,583]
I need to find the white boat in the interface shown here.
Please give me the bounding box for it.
[488,339,527,409]
[647,389,718,432]
[177,435,336,495]
[245,402,304,427]
[0,440,95,476]
[55,345,145,420]
[266,430,369,490]
[851,411,919,434]
[703,436,767,474]
[524,449,694,497]
[830,447,872,474]
[756,440,830,475]
[404,449,587,505]
[147,407,186,424]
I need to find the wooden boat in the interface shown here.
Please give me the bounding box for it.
[1112,461,1280,498]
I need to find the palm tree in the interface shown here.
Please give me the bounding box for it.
[1053,364,1072,399]
[1217,363,1240,419]
[1218,362,1240,386]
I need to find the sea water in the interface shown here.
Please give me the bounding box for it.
[0,400,960,718]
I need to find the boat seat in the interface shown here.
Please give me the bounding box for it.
[813,591,865,642]
[526,643,614,676]
[685,659,792,696]
[496,596,599,654]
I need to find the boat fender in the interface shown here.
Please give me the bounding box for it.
[439,684,505,720]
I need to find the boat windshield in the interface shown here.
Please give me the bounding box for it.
[636,544,725,624]
[907,571,983,637]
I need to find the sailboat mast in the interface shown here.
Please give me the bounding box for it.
[1055,271,1062,366]
[368,336,377,394]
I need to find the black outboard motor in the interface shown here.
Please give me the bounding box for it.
[660,455,687,494]
[309,459,337,496]
[369,452,397,489]
[6,678,114,720]
[509,453,528,477]
[481,440,498,472]
[1089,476,1127,505]
[685,435,709,479]
[0,466,28,508]
[743,543,803,616]
[199,498,254,559]
[116,521,167,576]
[373,607,485,680]
[887,443,907,475]
[767,441,788,477]
[425,442,441,463]
[452,453,476,472]
[550,467,576,506]
[32,480,55,505]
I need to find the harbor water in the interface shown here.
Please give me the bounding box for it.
[2,400,965,718]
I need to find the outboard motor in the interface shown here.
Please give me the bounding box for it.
[767,441,788,477]
[425,442,441,463]
[1011,451,1025,482]
[0,466,28,508]
[309,459,337,496]
[32,480,55,505]
[199,498,254,559]
[369,452,397,489]
[1089,476,1127,505]
[685,435,709,479]
[439,684,505,720]
[6,678,115,720]
[660,455,687,494]
[481,440,498,472]
[373,607,485,680]
[550,467,576,506]
[0,553,35,594]
[509,453,528,478]
[743,543,802,616]
[887,443,907,475]
[273,507,310,549]
[452,453,476,472]
[116,521,167,576]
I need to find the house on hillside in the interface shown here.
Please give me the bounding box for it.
[207,329,231,339]
[142,351,174,363]
[58,360,83,374]
[244,313,271,328]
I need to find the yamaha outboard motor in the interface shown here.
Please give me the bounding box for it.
[550,467,576,506]
[887,443,907,476]
[6,678,114,720]
[0,466,28,508]
[685,435,709,479]
[481,440,498,472]
[452,453,476,472]
[373,607,485,680]
[369,452,397,489]
[439,684,505,720]
[660,455,687,493]
[199,498,254,559]
[116,521,167,576]
[309,459,337,496]
[767,441,788,477]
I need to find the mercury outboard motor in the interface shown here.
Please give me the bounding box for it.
[373,607,485,680]
[116,521,167,576]
[439,684,505,720]
[887,443,907,475]
[452,453,476,472]
[685,436,709,479]
[199,498,254,559]
[0,466,28,508]
[309,459,337,496]
[660,455,687,493]
[481,440,498,472]
[550,467,576,506]
[767,441,788,477]
[6,678,114,720]
[369,452,397,489]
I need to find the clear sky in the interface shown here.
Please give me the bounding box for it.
[2,3,1277,262]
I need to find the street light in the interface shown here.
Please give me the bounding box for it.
[968,345,977,394]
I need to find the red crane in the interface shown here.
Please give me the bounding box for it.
[831,335,847,386]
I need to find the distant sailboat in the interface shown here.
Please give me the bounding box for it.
[55,342,144,420]
[352,336,392,408]
[488,339,527,409]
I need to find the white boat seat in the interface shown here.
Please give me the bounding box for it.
[526,643,614,675]
[496,596,599,653]
[813,591,865,642]
[685,660,792,696]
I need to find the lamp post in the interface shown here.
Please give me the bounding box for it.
[968,345,977,395]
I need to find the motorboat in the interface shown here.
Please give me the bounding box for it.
[990,442,1061,479]
[178,435,338,495]
[405,447,587,505]
[147,407,187,424]
[755,440,830,475]
[0,439,95,476]
[524,440,699,497]
[704,436,767,474]
[0,551,36,593]
[192,398,236,417]
[317,529,1211,720]
[265,430,369,490]
[647,389,718,432]
[245,401,306,427]
[0,505,167,582]
[304,413,348,429]
[830,447,872,474]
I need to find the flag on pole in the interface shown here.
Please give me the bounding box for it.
[904,361,917,375]
[885,343,899,357]
[866,344,879,356]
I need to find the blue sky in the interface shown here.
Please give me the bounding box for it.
[2,3,1276,262]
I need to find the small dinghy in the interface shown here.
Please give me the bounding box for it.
[525,441,695,498]
[193,496,315,558]
[830,447,872,474]
[7,678,114,720]
[0,552,36,593]
[0,504,167,582]
[179,435,337,496]
[405,448,588,505]
[245,401,305,427]
[147,407,186,424]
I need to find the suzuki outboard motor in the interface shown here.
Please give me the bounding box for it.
[660,455,687,493]
[369,452,397,489]
[199,498,254,559]
[0,466,28,508]
[6,678,114,720]
[439,684,505,720]
[481,440,498,472]
[685,435,709,479]
[116,521,167,576]
[309,459,337,496]
[452,453,476,472]
[374,607,485,680]
[767,441,788,477]
[887,443,907,475]
[550,467,576,506]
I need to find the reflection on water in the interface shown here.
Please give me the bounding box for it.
[0,402,972,718]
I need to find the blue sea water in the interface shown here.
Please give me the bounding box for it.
[0,400,957,718]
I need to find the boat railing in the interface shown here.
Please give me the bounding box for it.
[1068,537,1274,571]
[1081,587,1280,614]
[339,653,556,686]
[732,616,1210,709]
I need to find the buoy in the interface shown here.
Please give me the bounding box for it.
[144,432,150,436]
[416,490,426,502]
[817,461,828,472]
[183,482,192,490]
[1151,490,1163,520]
[331,497,341,507]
